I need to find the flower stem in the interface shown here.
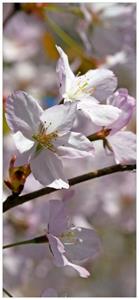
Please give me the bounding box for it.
[3,163,136,213]
[3,288,13,297]
[3,234,48,249]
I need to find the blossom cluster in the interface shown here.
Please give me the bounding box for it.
[6,46,136,187]
[5,45,136,280]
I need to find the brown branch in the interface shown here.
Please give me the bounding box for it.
[3,163,136,213]
[3,234,48,249]
[3,288,13,297]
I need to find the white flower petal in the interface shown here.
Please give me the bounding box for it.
[84,69,117,101]
[40,102,77,135]
[56,47,117,104]
[48,234,90,278]
[78,101,121,126]
[68,131,94,153]
[108,131,136,164]
[13,131,34,153]
[5,91,43,139]
[65,260,90,278]
[30,148,69,189]
[64,227,101,261]
[53,132,70,148]
[107,89,136,134]
[58,132,95,159]
[14,146,36,166]
[48,199,70,236]
[73,109,98,136]
[56,45,75,98]
[58,146,95,161]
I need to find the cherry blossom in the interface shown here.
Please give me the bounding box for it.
[46,197,101,278]
[5,91,94,189]
[80,3,135,57]
[71,87,136,164]
[93,89,136,164]
[106,88,135,134]
[106,131,136,164]
[104,88,136,164]
[56,46,117,102]
[56,46,124,133]
[3,3,136,298]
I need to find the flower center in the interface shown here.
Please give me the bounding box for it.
[65,76,96,101]
[33,121,58,152]
[61,227,83,246]
[68,79,89,101]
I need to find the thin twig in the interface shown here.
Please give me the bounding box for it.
[3,163,136,213]
[3,288,13,297]
[3,234,48,249]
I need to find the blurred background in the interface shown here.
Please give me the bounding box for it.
[3,3,136,297]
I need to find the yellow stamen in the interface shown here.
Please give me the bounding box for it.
[33,124,58,152]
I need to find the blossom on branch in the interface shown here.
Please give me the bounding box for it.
[56,46,122,128]
[80,3,135,57]
[105,88,136,163]
[5,91,94,189]
[46,197,101,278]
[88,89,136,164]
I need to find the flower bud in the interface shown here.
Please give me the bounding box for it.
[4,155,31,195]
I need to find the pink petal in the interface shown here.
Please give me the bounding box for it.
[58,132,95,159]
[13,131,34,153]
[83,69,117,101]
[78,100,121,126]
[5,91,43,139]
[107,89,135,134]
[48,234,90,278]
[48,199,70,236]
[56,46,75,99]
[40,102,77,135]
[108,131,136,164]
[30,148,69,189]
[64,227,102,261]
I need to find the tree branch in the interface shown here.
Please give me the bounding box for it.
[3,288,13,297]
[3,234,48,249]
[3,163,136,213]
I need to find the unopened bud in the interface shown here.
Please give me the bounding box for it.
[88,127,111,142]
[4,155,31,195]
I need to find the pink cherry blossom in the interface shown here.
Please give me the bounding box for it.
[46,198,101,278]
[56,46,122,128]
[80,3,135,57]
[56,46,117,102]
[107,88,135,134]
[105,88,136,163]
[5,91,95,189]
